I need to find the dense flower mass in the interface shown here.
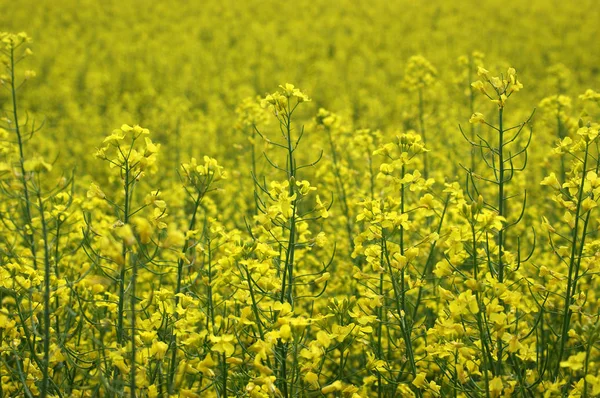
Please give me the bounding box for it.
[1,1,600,397]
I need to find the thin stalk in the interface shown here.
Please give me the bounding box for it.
[0,331,3,397]
[497,107,505,283]
[368,152,375,201]
[472,223,491,398]
[582,321,600,398]
[221,352,228,398]
[497,106,505,375]
[251,126,259,216]
[418,88,428,179]
[469,56,476,173]
[277,104,298,397]
[207,237,214,330]
[326,128,354,256]
[377,238,385,398]
[556,109,566,182]
[555,142,589,378]
[117,162,131,345]
[400,163,406,311]
[382,239,419,396]
[567,152,599,324]
[168,192,203,393]
[245,266,265,340]
[251,127,257,182]
[130,252,137,398]
[277,340,289,398]
[383,157,419,390]
[115,159,132,393]
[36,186,52,398]
[411,195,449,323]
[10,46,37,270]
[278,105,298,307]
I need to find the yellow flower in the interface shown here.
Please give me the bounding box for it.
[469,112,486,124]
[279,324,292,342]
[403,55,437,90]
[316,330,332,348]
[477,66,490,79]
[560,351,586,371]
[412,372,427,389]
[540,173,561,190]
[321,380,343,394]
[279,83,311,102]
[24,70,36,79]
[296,180,316,195]
[489,377,504,397]
[197,354,217,377]
[23,157,52,172]
[103,130,125,145]
[492,93,508,108]
[581,197,597,212]
[304,372,319,387]
[210,334,235,356]
[314,272,330,284]
[579,89,600,102]
[316,194,329,218]
[116,224,136,246]
[87,182,106,199]
[471,80,486,93]
[150,341,169,360]
[144,137,160,157]
[577,125,599,142]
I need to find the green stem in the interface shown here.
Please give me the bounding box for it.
[377,240,385,398]
[117,162,131,345]
[115,159,132,393]
[251,127,259,216]
[469,56,476,173]
[207,237,214,330]
[555,142,589,378]
[222,352,228,398]
[245,266,265,340]
[326,128,355,256]
[279,107,298,307]
[582,321,600,398]
[411,196,449,323]
[130,252,137,398]
[497,106,505,375]
[418,88,428,179]
[472,223,491,398]
[10,46,37,270]
[382,239,419,396]
[36,187,52,398]
[0,330,3,398]
[497,106,505,283]
[556,108,566,182]
[277,105,298,397]
[168,192,203,393]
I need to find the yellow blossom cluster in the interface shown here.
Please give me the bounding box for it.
[1,1,600,397]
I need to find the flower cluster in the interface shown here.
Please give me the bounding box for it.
[1,6,600,396]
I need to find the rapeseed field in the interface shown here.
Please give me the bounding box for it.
[1,0,600,396]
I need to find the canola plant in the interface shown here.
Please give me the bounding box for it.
[1,1,600,397]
